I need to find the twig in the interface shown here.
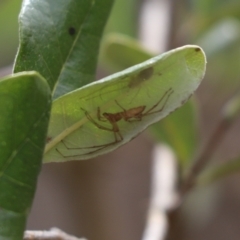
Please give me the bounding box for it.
[24,228,87,240]
[180,118,230,196]
[179,90,240,198]
[165,118,231,240]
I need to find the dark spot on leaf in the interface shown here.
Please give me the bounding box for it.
[68,27,76,36]
[195,47,201,52]
[46,137,52,143]
[138,67,154,80]
[129,67,154,88]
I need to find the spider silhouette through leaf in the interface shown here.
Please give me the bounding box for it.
[57,88,174,157]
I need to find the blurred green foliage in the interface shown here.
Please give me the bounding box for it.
[0,0,21,66]
[100,0,240,176]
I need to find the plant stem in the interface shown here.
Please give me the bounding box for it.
[165,118,231,240]
[180,118,230,197]
[23,228,86,240]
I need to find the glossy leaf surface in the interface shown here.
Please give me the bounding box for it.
[0,72,51,240]
[14,0,114,98]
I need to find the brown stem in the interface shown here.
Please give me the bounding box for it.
[23,228,86,240]
[165,119,231,240]
[180,118,230,197]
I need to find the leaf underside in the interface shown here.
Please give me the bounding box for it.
[44,45,206,162]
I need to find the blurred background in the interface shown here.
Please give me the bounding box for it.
[1,0,240,239]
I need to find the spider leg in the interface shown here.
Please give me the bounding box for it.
[60,120,123,150]
[142,88,174,116]
[56,130,123,158]
[125,118,142,122]
[81,107,112,131]
[115,100,126,112]
[57,137,122,158]
[56,107,124,158]
[97,107,107,122]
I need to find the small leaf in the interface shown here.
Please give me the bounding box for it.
[198,157,240,186]
[150,99,198,166]
[222,92,240,122]
[103,0,139,37]
[102,35,200,165]
[44,45,206,162]
[14,0,114,98]
[0,72,51,240]
[101,33,153,72]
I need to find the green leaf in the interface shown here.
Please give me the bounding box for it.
[101,33,153,72]
[150,99,198,166]
[44,45,206,162]
[198,157,240,186]
[103,0,139,37]
[222,92,240,122]
[102,35,200,165]
[0,72,51,240]
[0,0,21,66]
[13,0,114,98]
